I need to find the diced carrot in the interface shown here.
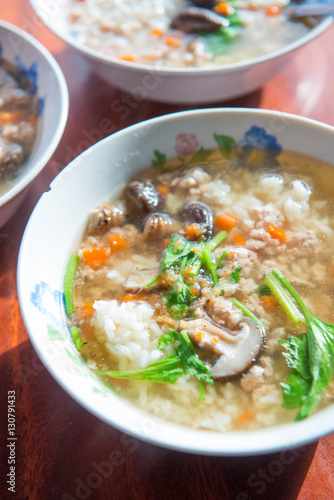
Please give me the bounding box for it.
[189,285,200,296]
[109,233,127,251]
[233,233,245,246]
[260,295,278,312]
[80,301,95,318]
[184,223,203,241]
[151,27,164,36]
[123,294,145,302]
[265,5,281,16]
[0,111,26,123]
[237,411,255,424]
[165,36,182,48]
[157,184,169,197]
[266,225,286,243]
[82,247,108,269]
[211,336,219,345]
[119,54,137,62]
[157,276,168,288]
[214,212,238,232]
[229,251,235,259]
[214,2,235,16]
[195,331,203,342]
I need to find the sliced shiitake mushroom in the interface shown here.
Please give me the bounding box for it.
[180,201,213,239]
[143,212,173,236]
[87,203,126,233]
[126,179,161,212]
[0,143,24,178]
[190,0,216,8]
[180,317,265,379]
[170,7,229,34]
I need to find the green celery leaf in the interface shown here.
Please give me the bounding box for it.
[271,268,334,419]
[163,276,196,319]
[157,332,174,350]
[96,354,183,384]
[230,267,242,282]
[279,333,311,380]
[281,372,311,410]
[170,329,214,385]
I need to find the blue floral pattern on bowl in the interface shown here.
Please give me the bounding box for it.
[0,42,45,115]
[151,125,282,170]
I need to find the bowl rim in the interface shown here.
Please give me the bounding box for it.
[29,0,333,75]
[0,19,69,208]
[18,107,334,456]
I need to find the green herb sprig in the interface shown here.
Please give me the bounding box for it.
[266,269,334,420]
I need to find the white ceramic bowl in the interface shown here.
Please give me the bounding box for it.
[18,108,334,456]
[0,20,69,227]
[29,0,332,104]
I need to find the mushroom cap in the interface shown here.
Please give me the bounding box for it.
[180,317,265,379]
[171,7,229,34]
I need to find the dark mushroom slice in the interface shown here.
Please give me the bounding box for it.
[190,0,216,8]
[0,143,24,179]
[87,203,126,233]
[180,317,265,379]
[180,201,213,239]
[126,179,161,212]
[170,7,229,34]
[143,212,174,237]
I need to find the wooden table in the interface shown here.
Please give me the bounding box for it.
[1,2,334,499]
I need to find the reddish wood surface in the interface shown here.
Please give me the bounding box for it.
[1,2,334,499]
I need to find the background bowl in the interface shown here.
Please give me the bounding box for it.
[29,0,332,104]
[17,108,334,456]
[0,20,68,227]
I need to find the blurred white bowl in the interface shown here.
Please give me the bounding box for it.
[0,20,68,227]
[29,0,332,104]
[18,108,334,456]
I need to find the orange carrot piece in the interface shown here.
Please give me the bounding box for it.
[260,295,278,312]
[184,223,201,240]
[195,331,203,342]
[82,247,108,269]
[214,2,235,15]
[0,111,26,123]
[165,36,182,48]
[151,27,164,36]
[80,301,95,318]
[237,411,255,424]
[109,233,127,251]
[119,54,136,62]
[233,233,245,246]
[157,184,169,197]
[266,225,286,243]
[189,285,200,296]
[123,294,145,302]
[265,5,281,15]
[214,212,238,232]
